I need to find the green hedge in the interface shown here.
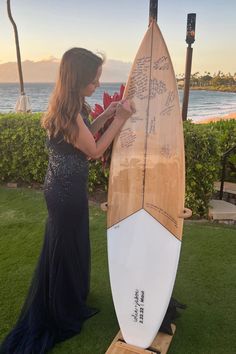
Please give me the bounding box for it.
[0,113,107,192]
[0,113,236,217]
[0,113,48,183]
[184,121,220,216]
[208,119,236,182]
[183,119,236,215]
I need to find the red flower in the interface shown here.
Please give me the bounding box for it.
[103,92,113,109]
[91,84,125,118]
[90,104,104,119]
[90,84,125,168]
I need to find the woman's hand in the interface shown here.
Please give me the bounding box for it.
[90,102,119,135]
[115,99,135,122]
[103,102,119,120]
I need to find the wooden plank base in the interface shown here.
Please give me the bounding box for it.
[105,324,176,354]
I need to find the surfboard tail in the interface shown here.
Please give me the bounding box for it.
[107,210,181,348]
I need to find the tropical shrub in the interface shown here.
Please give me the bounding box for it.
[0,113,48,183]
[208,119,236,182]
[183,121,220,216]
[1,113,236,217]
[0,113,105,192]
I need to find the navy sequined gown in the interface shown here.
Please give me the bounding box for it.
[0,116,94,353]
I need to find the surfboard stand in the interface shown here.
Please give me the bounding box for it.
[105,324,176,354]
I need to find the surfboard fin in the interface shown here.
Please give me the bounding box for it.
[100,202,108,211]
[159,297,187,335]
[179,208,192,219]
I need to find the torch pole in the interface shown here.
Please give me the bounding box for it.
[182,45,193,121]
[149,0,158,25]
[7,0,25,95]
[182,13,196,121]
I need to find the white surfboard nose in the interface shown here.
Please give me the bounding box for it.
[107,209,181,348]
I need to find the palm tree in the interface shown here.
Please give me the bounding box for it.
[7,0,24,94]
[7,0,31,112]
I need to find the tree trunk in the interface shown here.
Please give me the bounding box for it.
[7,0,25,95]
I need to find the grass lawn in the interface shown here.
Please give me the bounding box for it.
[0,186,235,354]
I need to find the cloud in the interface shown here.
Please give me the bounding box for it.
[102,59,131,82]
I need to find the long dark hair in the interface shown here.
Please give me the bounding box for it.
[42,47,104,144]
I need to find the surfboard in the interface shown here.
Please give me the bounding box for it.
[107,19,187,349]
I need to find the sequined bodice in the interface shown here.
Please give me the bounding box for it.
[46,138,88,180]
[44,115,90,190]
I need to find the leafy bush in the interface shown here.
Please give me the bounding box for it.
[0,113,48,183]
[88,159,108,193]
[208,119,236,182]
[1,113,236,218]
[183,121,221,216]
[0,113,105,192]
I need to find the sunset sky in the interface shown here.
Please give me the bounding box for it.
[0,0,236,77]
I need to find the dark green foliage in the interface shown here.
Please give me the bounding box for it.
[183,121,221,217]
[190,85,236,92]
[0,113,106,191]
[88,159,108,192]
[0,113,236,217]
[209,118,236,151]
[184,119,236,216]
[208,119,236,182]
[185,70,236,91]
[0,113,48,183]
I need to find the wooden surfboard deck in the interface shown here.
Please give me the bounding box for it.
[107,20,185,349]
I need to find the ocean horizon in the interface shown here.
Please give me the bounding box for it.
[1,82,236,122]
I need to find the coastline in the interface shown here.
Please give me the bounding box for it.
[177,86,236,93]
[194,112,236,124]
[191,87,236,93]
[1,83,236,119]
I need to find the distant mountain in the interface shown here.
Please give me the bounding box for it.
[0,59,59,83]
[0,58,131,83]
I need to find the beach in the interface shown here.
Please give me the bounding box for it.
[195,112,236,124]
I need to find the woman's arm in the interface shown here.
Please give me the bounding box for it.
[89,102,118,135]
[75,100,133,159]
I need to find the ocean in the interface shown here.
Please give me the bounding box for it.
[0,82,236,122]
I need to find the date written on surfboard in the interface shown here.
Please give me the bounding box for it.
[131,289,145,324]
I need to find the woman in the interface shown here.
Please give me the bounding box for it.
[0,47,134,353]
